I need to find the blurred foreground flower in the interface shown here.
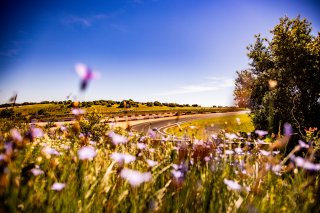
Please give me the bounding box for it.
[283,123,292,136]
[137,142,146,150]
[31,167,44,176]
[120,168,152,187]
[255,130,268,137]
[108,132,128,145]
[78,146,96,160]
[10,129,22,142]
[224,179,242,190]
[51,183,66,191]
[42,146,60,156]
[75,63,100,91]
[292,156,320,171]
[235,147,243,154]
[223,179,249,191]
[259,150,271,156]
[28,127,44,139]
[146,159,158,167]
[72,108,85,115]
[110,153,136,164]
[298,140,309,149]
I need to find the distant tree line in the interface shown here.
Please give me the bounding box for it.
[0,99,206,109]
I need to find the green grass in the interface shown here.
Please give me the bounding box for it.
[1,112,319,212]
[166,113,254,138]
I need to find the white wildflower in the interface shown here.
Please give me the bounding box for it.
[78,146,96,160]
[110,153,136,164]
[146,159,158,167]
[120,168,152,187]
[224,179,242,190]
[51,183,66,191]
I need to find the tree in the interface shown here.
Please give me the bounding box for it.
[0,108,14,118]
[153,101,162,106]
[244,16,320,134]
[234,69,254,108]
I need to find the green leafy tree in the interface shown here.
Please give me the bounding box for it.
[245,16,320,133]
[153,101,162,106]
[233,69,254,108]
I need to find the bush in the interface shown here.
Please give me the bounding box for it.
[0,108,14,118]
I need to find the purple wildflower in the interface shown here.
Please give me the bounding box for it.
[293,156,320,171]
[75,63,100,91]
[284,123,292,136]
[298,140,309,149]
[31,128,44,138]
[10,129,22,142]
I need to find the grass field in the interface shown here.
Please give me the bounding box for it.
[1,111,320,212]
[166,113,254,139]
[0,103,244,121]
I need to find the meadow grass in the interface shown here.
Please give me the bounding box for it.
[1,111,320,212]
[1,103,243,121]
[166,114,254,139]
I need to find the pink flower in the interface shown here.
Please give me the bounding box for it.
[78,146,96,160]
[120,168,152,187]
[75,63,100,91]
[51,183,66,191]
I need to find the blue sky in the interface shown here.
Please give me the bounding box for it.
[0,0,319,106]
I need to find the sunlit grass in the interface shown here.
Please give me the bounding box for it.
[166,114,254,138]
[1,111,320,212]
